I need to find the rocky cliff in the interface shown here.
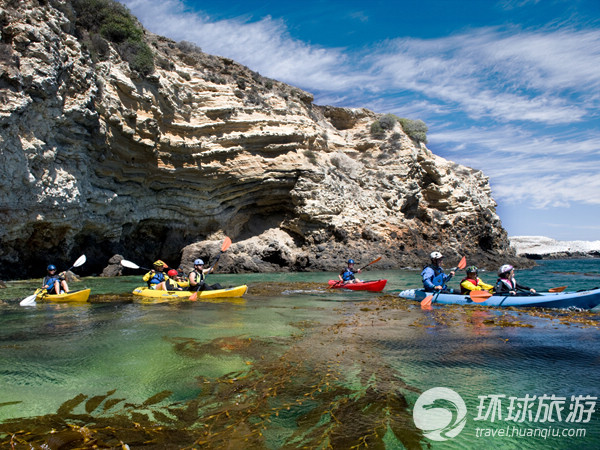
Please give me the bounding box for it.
[0,0,528,279]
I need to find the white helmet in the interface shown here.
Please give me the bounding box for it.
[498,264,514,275]
[430,251,443,260]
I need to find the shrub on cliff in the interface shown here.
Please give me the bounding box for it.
[398,118,428,144]
[72,0,155,75]
[370,114,428,144]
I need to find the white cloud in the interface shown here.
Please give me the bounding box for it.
[431,126,600,207]
[121,0,369,91]
[123,1,600,125]
[120,0,600,212]
[369,27,600,123]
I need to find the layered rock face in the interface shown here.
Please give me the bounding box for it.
[0,0,527,279]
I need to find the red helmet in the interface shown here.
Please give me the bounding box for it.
[167,269,178,277]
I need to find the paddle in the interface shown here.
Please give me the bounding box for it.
[358,256,382,271]
[548,286,567,293]
[420,256,467,307]
[20,254,87,306]
[328,256,382,289]
[120,259,153,271]
[470,290,493,303]
[190,237,232,301]
[66,254,87,274]
[327,280,344,290]
[20,288,43,307]
[446,256,467,282]
[421,290,441,310]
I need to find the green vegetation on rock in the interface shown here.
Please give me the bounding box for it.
[72,0,154,75]
[370,114,428,144]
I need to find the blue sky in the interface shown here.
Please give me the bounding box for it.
[120,0,600,241]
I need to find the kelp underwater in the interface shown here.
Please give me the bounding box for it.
[0,294,427,449]
[1,282,600,449]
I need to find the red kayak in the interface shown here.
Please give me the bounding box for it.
[327,279,387,292]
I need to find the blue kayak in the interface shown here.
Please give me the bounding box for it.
[399,288,600,309]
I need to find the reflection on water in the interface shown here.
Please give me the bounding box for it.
[0,260,599,448]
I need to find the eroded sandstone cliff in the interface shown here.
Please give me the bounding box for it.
[0,0,528,279]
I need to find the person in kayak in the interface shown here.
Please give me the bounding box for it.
[338,259,362,284]
[161,269,185,291]
[176,265,187,281]
[143,260,169,290]
[495,264,536,295]
[460,266,494,294]
[421,251,455,293]
[188,258,223,291]
[42,264,69,294]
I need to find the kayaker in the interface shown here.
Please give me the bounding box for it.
[176,266,187,281]
[421,251,455,293]
[460,266,494,294]
[188,259,223,291]
[495,264,536,295]
[161,269,184,291]
[143,260,169,290]
[338,259,362,284]
[42,264,69,294]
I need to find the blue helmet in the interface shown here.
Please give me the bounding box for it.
[347,259,355,264]
[47,264,57,271]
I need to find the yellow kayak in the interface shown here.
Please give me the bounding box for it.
[132,285,248,302]
[36,288,91,303]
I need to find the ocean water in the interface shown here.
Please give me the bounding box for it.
[0,259,598,448]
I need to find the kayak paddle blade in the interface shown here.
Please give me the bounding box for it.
[221,236,232,252]
[420,295,433,308]
[457,256,467,270]
[120,259,141,269]
[72,254,86,268]
[548,286,567,293]
[20,293,37,306]
[470,290,492,302]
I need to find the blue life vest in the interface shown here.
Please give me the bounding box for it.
[43,275,61,293]
[148,271,166,286]
[341,268,356,282]
[421,265,448,291]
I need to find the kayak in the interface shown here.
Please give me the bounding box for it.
[36,288,91,303]
[328,279,387,292]
[399,288,600,309]
[132,285,248,300]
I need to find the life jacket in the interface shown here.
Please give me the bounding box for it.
[148,271,166,287]
[341,268,356,282]
[423,264,446,287]
[43,275,61,293]
[188,269,205,287]
[460,277,479,295]
[165,278,180,290]
[496,277,516,293]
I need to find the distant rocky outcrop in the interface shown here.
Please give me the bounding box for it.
[511,236,600,260]
[0,0,530,279]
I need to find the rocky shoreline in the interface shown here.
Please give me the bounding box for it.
[510,236,600,260]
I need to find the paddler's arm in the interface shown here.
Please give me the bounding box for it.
[142,270,154,282]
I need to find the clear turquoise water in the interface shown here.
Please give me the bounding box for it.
[0,260,599,448]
